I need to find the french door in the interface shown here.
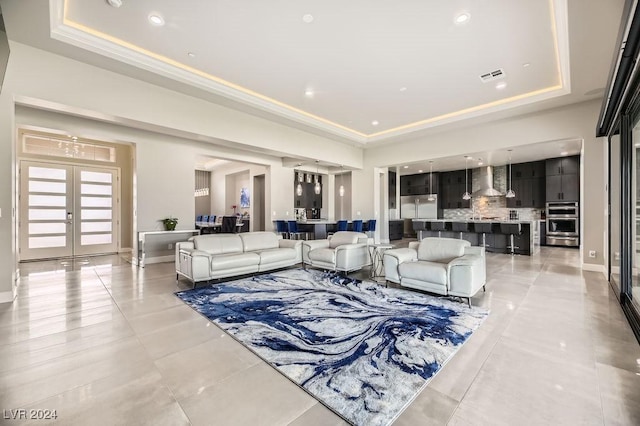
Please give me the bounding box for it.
[19,161,119,261]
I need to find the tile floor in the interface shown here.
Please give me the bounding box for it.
[1,246,639,425]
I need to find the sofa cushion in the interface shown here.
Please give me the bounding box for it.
[399,260,448,285]
[417,238,470,263]
[329,231,365,249]
[239,232,280,252]
[308,247,336,263]
[210,252,260,270]
[258,247,297,264]
[194,234,243,255]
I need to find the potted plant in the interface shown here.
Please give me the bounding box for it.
[162,217,178,231]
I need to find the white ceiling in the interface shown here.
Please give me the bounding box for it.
[0,0,624,167]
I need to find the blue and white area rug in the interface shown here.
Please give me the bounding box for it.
[175,268,488,426]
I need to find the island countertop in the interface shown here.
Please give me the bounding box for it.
[411,218,537,224]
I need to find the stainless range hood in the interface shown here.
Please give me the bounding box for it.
[471,166,504,197]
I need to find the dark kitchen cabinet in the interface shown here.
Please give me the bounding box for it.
[389,171,397,209]
[507,160,546,208]
[545,156,579,202]
[546,156,579,176]
[388,220,404,241]
[439,170,471,209]
[400,172,438,196]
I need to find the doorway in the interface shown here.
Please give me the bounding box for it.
[253,174,265,231]
[19,160,119,261]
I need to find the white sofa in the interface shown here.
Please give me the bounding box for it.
[176,232,302,286]
[383,238,486,306]
[302,231,371,272]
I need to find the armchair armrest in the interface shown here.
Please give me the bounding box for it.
[334,243,371,271]
[447,254,486,298]
[383,248,417,284]
[408,241,420,250]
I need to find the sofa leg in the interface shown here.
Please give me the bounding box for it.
[483,285,486,292]
[467,298,471,308]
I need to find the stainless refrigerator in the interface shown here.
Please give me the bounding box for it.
[400,195,438,219]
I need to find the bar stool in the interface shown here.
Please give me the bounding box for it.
[429,221,446,238]
[500,222,522,255]
[366,219,377,238]
[451,221,469,240]
[337,220,348,231]
[474,222,493,248]
[287,221,308,240]
[275,220,289,239]
[352,220,363,233]
[413,221,427,240]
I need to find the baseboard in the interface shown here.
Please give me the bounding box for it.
[581,263,606,276]
[142,255,174,266]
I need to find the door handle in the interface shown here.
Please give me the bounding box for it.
[67,212,73,224]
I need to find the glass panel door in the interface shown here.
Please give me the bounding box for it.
[19,161,119,260]
[632,123,640,311]
[610,134,621,292]
[20,162,73,260]
[74,167,118,256]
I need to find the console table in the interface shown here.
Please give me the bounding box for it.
[136,229,199,267]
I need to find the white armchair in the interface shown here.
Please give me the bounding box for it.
[302,231,371,273]
[383,237,486,307]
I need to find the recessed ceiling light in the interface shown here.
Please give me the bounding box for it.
[372,120,379,126]
[302,14,314,23]
[304,89,314,98]
[106,0,122,8]
[399,87,407,92]
[496,81,507,90]
[403,165,409,169]
[523,62,531,68]
[560,151,568,156]
[478,161,484,166]
[455,12,471,24]
[148,13,165,26]
[418,170,423,173]
[187,52,196,58]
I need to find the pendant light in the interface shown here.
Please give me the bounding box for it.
[506,149,516,198]
[462,156,471,200]
[314,160,322,195]
[427,161,435,201]
[296,171,303,196]
[339,165,345,197]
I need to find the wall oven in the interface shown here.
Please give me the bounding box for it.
[546,202,579,247]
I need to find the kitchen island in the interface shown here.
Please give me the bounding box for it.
[412,219,538,255]
[276,220,370,240]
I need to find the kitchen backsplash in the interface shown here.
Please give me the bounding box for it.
[443,166,542,221]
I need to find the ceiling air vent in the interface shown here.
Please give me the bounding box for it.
[479,68,505,83]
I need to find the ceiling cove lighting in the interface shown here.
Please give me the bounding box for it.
[314,160,322,195]
[462,156,471,200]
[148,14,165,26]
[506,150,516,198]
[427,161,436,201]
